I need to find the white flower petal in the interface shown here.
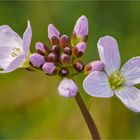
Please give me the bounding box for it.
[23,20,32,55]
[121,56,140,85]
[4,54,25,73]
[83,71,114,97]
[0,47,14,70]
[115,86,140,112]
[97,36,121,76]
[0,25,22,49]
[0,47,13,59]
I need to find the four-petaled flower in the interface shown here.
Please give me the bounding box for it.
[0,20,32,73]
[83,36,140,112]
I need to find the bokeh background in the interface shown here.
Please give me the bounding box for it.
[0,1,140,139]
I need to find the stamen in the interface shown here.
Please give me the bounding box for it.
[11,48,21,57]
[109,71,124,90]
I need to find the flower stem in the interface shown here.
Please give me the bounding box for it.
[75,92,101,140]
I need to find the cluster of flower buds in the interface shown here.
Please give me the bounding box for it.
[29,15,88,98]
[29,15,88,79]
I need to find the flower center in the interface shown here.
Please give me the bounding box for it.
[109,71,124,90]
[11,48,21,57]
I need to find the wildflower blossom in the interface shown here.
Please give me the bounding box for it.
[0,21,32,73]
[83,36,140,112]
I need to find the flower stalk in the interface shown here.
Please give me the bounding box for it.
[75,92,101,140]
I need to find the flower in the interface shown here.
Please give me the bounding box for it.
[58,78,78,97]
[83,36,140,112]
[0,20,32,73]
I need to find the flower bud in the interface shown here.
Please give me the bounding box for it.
[48,24,60,45]
[72,42,86,57]
[64,47,72,56]
[73,60,84,72]
[51,45,60,54]
[29,53,45,68]
[60,54,71,64]
[73,15,88,38]
[42,62,57,75]
[85,60,104,74]
[59,67,69,77]
[47,53,59,63]
[59,35,70,48]
[35,42,50,55]
[58,78,78,97]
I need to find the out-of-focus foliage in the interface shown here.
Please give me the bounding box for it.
[0,1,140,139]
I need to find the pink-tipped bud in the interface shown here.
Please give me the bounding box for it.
[47,53,59,63]
[72,42,86,57]
[85,60,104,74]
[64,47,72,56]
[51,45,60,54]
[59,35,70,48]
[60,54,71,64]
[29,53,45,68]
[48,24,60,45]
[73,60,84,72]
[73,15,88,38]
[42,62,57,75]
[59,67,69,77]
[58,78,78,97]
[35,42,50,55]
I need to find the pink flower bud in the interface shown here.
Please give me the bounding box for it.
[51,45,60,54]
[35,42,50,55]
[73,60,84,72]
[72,42,86,57]
[29,53,45,68]
[74,15,88,37]
[42,62,57,75]
[59,67,69,77]
[59,35,70,48]
[85,60,104,74]
[64,47,72,56]
[58,78,78,97]
[60,54,71,64]
[48,24,60,45]
[47,53,59,62]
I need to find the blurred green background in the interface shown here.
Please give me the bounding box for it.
[0,1,140,139]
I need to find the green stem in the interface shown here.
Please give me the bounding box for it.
[75,92,101,140]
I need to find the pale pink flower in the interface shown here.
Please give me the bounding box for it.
[83,36,140,112]
[0,21,32,73]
